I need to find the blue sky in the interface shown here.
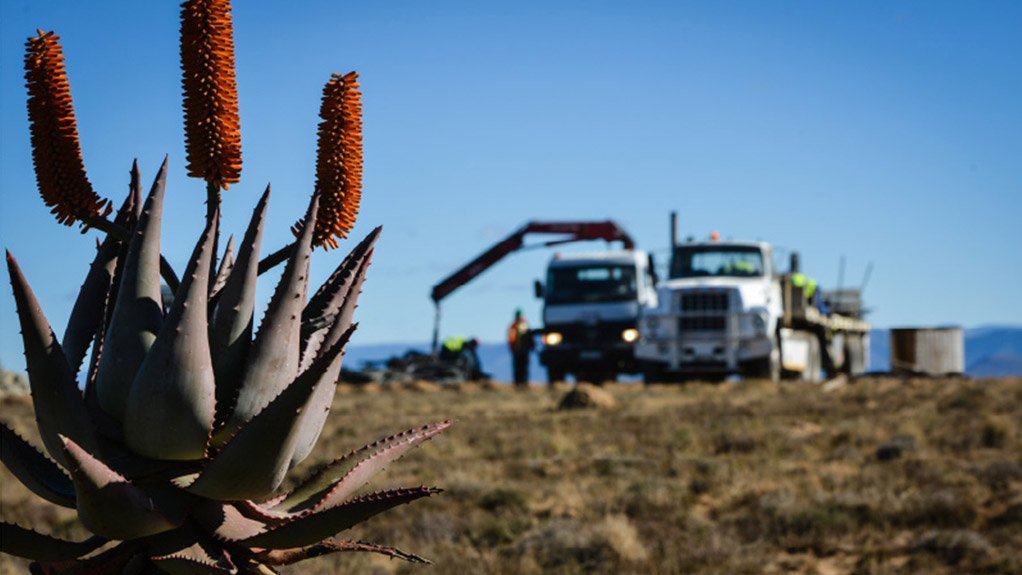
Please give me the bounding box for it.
[1,1,1020,371]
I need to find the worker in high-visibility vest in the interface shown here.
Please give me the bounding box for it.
[440,335,483,380]
[725,259,758,276]
[791,272,818,300]
[508,309,533,386]
[791,272,830,313]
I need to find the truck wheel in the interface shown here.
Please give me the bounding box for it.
[748,351,781,382]
[802,336,822,382]
[843,335,866,376]
[641,365,662,384]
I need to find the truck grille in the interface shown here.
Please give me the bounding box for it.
[679,292,730,312]
[677,290,733,332]
[679,316,726,331]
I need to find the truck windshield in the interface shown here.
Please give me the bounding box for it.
[670,247,765,279]
[546,264,637,304]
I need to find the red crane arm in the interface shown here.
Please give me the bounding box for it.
[429,220,635,304]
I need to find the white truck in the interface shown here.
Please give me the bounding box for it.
[535,249,658,383]
[635,231,869,382]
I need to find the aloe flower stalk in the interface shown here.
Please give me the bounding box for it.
[24,30,112,228]
[258,71,365,275]
[299,71,365,250]
[180,0,242,192]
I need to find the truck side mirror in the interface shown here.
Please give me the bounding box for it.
[533,279,545,299]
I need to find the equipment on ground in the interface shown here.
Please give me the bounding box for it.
[635,213,870,382]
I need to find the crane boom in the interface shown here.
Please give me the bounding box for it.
[430,220,635,304]
[429,220,635,353]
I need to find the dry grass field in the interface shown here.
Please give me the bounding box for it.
[2,376,1020,574]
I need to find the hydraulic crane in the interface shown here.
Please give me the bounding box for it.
[429,220,636,352]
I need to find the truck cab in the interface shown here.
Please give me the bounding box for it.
[636,241,781,381]
[536,250,657,383]
[636,238,870,382]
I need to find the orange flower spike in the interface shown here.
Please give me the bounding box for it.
[180,0,242,190]
[297,71,364,249]
[23,30,111,228]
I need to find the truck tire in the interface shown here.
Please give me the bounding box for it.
[546,367,566,385]
[843,334,866,376]
[802,336,822,383]
[747,350,781,382]
[641,362,664,384]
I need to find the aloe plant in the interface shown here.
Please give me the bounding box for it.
[2,2,449,573]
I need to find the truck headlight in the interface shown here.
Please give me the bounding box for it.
[544,332,563,346]
[752,312,768,336]
[622,328,640,343]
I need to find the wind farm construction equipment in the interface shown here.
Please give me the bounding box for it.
[430,220,656,383]
[635,214,870,382]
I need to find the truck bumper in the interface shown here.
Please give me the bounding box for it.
[539,344,639,375]
[636,335,773,373]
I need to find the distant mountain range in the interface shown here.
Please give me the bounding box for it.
[346,325,1022,383]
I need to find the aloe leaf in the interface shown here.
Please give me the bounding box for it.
[240,487,441,549]
[288,319,357,470]
[298,226,381,373]
[5,251,99,468]
[80,242,129,442]
[188,324,352,501]
[94,157,168,421]
[130,158,145,218]
[123,212,219,460]
[287,237,379,470]
[150,553,235,575]
[0,522,106,561]
[219,192,319,441]
[279,420,453,513]
[0,422,75,508]
[95,435,199,482]
[210,185,270,424]
[208,234,235,301]
[192,500,273,543]
[150,543,234,575]
[59,435,180,540]
[62,178,140,375]
[82,161,138,408]
[145,526,236,575]
[260,538,431,566]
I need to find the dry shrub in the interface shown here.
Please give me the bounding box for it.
[911,529,994,565]
[510,515,648,570]
[716,489,857,552]
[893,490,979,529]
[978,460,1022,492]
[478,487,528,512]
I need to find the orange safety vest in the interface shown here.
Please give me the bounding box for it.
[508,318,529,351]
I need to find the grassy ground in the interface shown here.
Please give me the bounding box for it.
[2,376,1020,574]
